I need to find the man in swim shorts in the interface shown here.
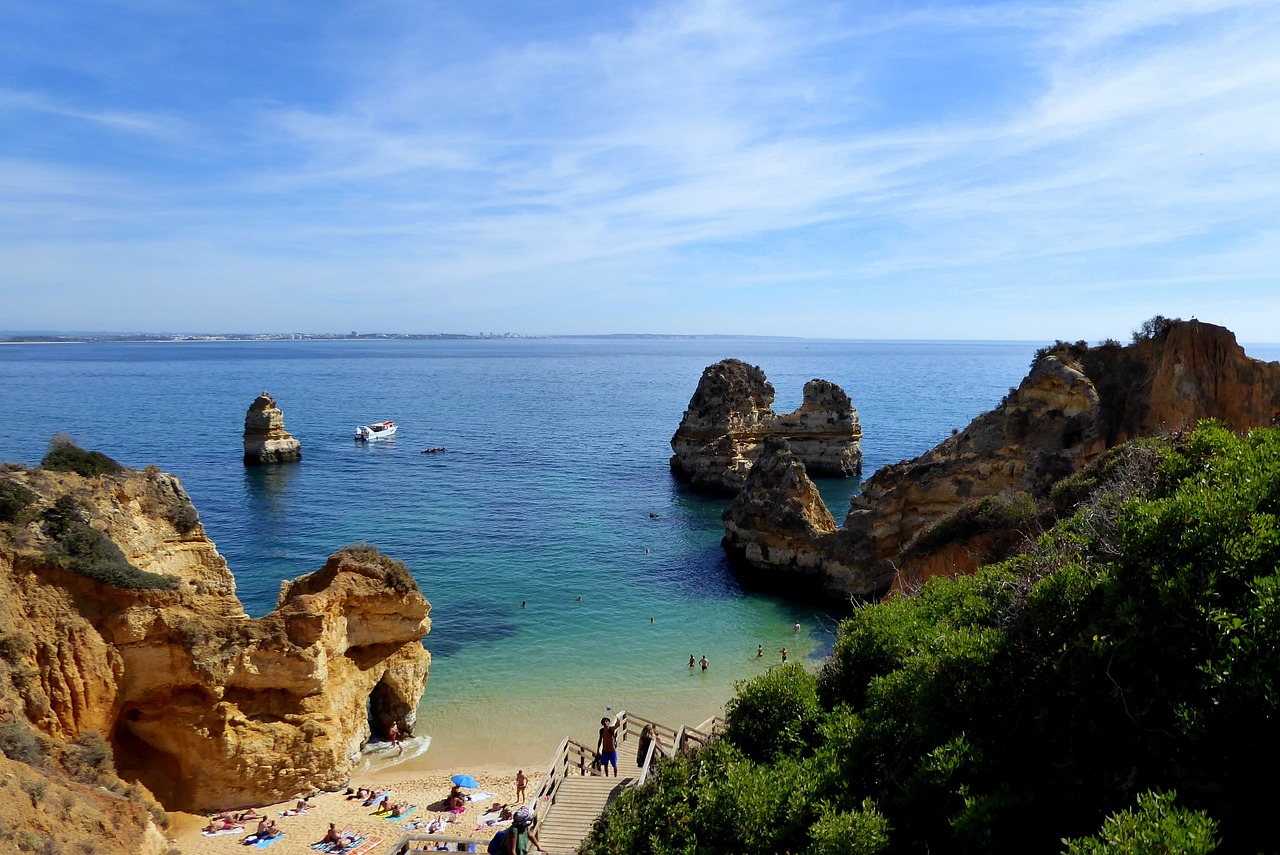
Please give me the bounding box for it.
[597,716,620,777]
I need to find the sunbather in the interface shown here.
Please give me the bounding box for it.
[389,800,415,818]
[203,815,241,834]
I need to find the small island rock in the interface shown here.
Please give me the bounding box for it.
[243,391,302,464]
[670,359,861,494]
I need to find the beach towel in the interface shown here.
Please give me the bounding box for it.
[384,805,417,820]
[344,837,383,855]
[250,833,285,849]
[468,791,495,802]
[202,827,244,837]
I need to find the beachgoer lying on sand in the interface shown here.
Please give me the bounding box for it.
[204,816,242,833]
[427,815,448,834]
[295,795,314,811]
[363,787,391,807]
[235,808,263,822]
[388,800,415,818]
[349,787,371,801]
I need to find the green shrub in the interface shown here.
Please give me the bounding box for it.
[0,720,47,766]
[725,663,822,764]
[339,543,418,594]
[0,477,37,524]
[67,731,115,783]
[911,492,1038,556]
[39,436,122,477]
[41,496,176,590]
[1062,791,1217,854]
[1130,315,1181,344]
[808,799,891,855]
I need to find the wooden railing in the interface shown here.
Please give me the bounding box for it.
[388,711,726,854]
[525,735,600,812]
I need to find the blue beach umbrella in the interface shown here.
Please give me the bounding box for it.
[451,774,480,788]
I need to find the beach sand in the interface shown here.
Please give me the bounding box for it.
[171,763,524,855]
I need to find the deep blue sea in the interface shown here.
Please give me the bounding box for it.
[3,337,1275,770]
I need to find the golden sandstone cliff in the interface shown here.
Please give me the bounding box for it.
[722,319,1280,601]
[0,457,431,841]
[670,358,862,494]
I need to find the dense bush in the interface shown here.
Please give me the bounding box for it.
[66,731,116,784]
[724,663,822,764]
[0,476,37,524]
[39,436,122,478]
[909,491,1038,555]
[0,720,48,767]
[585,423,1280,854]
[340,542,418,594]
[1063,791,1218,855]
[41,496,176,590]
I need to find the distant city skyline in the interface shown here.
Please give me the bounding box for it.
[3,1,1278,342]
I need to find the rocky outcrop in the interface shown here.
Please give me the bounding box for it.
[670,359,861,493]
[0,463,430,813]
[722,320,1280,600]
[243,391,302,464]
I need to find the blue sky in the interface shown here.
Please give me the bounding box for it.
[2,0,1278,340]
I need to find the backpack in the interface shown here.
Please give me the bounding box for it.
[487,829,506,854]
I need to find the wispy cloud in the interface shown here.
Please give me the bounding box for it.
[1,0,1278,338]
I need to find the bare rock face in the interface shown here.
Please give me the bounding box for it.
[721,320,1280,600]
[0,464,430,813]
[243,391,302,465]
[670,359,862,494]
[721,437,859,599]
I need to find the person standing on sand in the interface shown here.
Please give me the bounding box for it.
[516,770,527,802]
[598,716,620,777]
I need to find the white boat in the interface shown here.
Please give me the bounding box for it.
[355,420,397,442]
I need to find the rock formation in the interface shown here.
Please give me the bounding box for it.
[0,461,430,814]
[243,391,302,464]
[670,359,861,493]
[722,319,1280,600]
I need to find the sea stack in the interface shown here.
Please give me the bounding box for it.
[670,359,862,494]
[243,391,302,464]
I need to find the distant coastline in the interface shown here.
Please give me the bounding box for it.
[0,331,803,344]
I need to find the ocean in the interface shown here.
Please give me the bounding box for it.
[4,337,1275,772]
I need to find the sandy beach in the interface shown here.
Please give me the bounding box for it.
[171,763,525,855]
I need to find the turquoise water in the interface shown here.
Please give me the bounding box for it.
[6,338,1272,769]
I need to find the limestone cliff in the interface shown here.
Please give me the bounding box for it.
[670,359,861,493]
[243,391,302,464]
[722,319,1280,600]
[0,461,430,815]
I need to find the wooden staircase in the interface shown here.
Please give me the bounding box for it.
[534,752,640,853]
[387,712,723,855]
